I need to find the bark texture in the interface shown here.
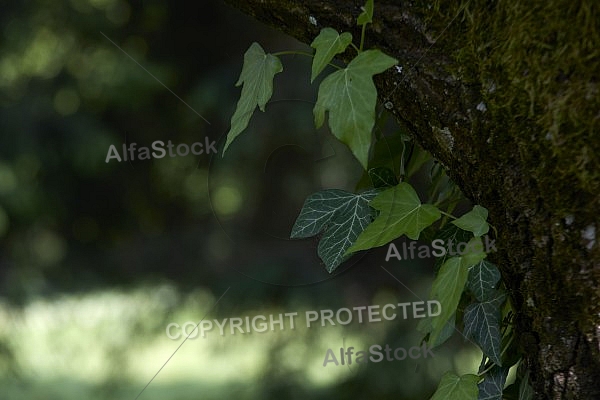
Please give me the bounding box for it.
[223,1,600,398]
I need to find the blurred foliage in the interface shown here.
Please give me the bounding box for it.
[0,0,479,398]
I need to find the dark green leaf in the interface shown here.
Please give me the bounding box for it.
[468,260,502,302]
[464,291,506,366]
[478,366,509,400]
[427,238,487,343]
[418,312,456,348]
[519,370,534,400]
[368,166,398,188]
[369,132,409,175]
[429,223,473,270]
[291,189,378,272]
[405,142,432,178]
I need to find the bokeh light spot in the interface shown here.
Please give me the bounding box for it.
[54,88,81,115]
[213,186,242,216]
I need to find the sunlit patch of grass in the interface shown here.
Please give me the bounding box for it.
[0,285,435,399]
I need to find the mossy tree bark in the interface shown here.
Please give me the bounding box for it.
[223,1,600,398]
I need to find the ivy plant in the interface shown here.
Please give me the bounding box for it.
[223,1,532,399]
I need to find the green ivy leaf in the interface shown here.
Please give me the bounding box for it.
[354,134,408,191]
[357,0,374,26]
[518,370,534,400]
[310,28,352,82]
[464,291,506,366]
[430,372,479,400]
[418,312,456,348]
[224,42,283,153]
[427,237,487,343]
[428,257,468,344]
[404,142,432,178]
[452,205,490,237]
[468,260,502,302]
[314,49,398,169]
[462,236,488,266]
[346,182,441,253]
[423,220,472,264]
[478,366,509,400]
[368,166,398,188]
[370,133,407,173]
[290,189,378,272]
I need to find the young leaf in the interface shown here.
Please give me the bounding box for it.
[430,372,479,400]
[462,237,488,266]
[468,260,502,302]
[464,291,507,366]
[357,0,374,26]
[518,370,534,400]
[452,205,490,237]
[405,142,432,178]
[478,366,509,400]
[310,28,352,82]
[224,42,283,153]
[314,49,398,169]
[368,166,398,188]
[347,182,441,252]
[290,189,379,272]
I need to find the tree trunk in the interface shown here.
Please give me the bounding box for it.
[223,1,600,398]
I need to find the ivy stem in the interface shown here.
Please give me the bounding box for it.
[272,50,314,57]
[490,223,498,238]
[477,329,516,378]
[478,362,496,377]
[272,50,343,70]
[359,24,367,51]
[500,332,515,358]
[439,210,456,220]
[350,42,360,54]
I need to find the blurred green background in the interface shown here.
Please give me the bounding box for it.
[0,1,483,398]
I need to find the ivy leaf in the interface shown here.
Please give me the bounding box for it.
[310,28,352,82]
[519,370,534,400]
[428,257,468,344]
[452,205,490,237]
[368,166,398,188]
[430,372,479,400]
[357,0,374,26]
[478,366,509,400]
[224,42,283,153]
[290,189,379,272]
[314,49,398,169]
[354,135,407,191]
[464,291,506,366]
[418,312,456,348]
[468,260,502,302]
[462,236,488,266]
[427,237,487,343]
[423,220,472,264]
[347,182,441,253]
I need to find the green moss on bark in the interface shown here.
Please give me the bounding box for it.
[426,0,600,197]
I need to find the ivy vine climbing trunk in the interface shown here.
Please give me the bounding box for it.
[223,0,600,398]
